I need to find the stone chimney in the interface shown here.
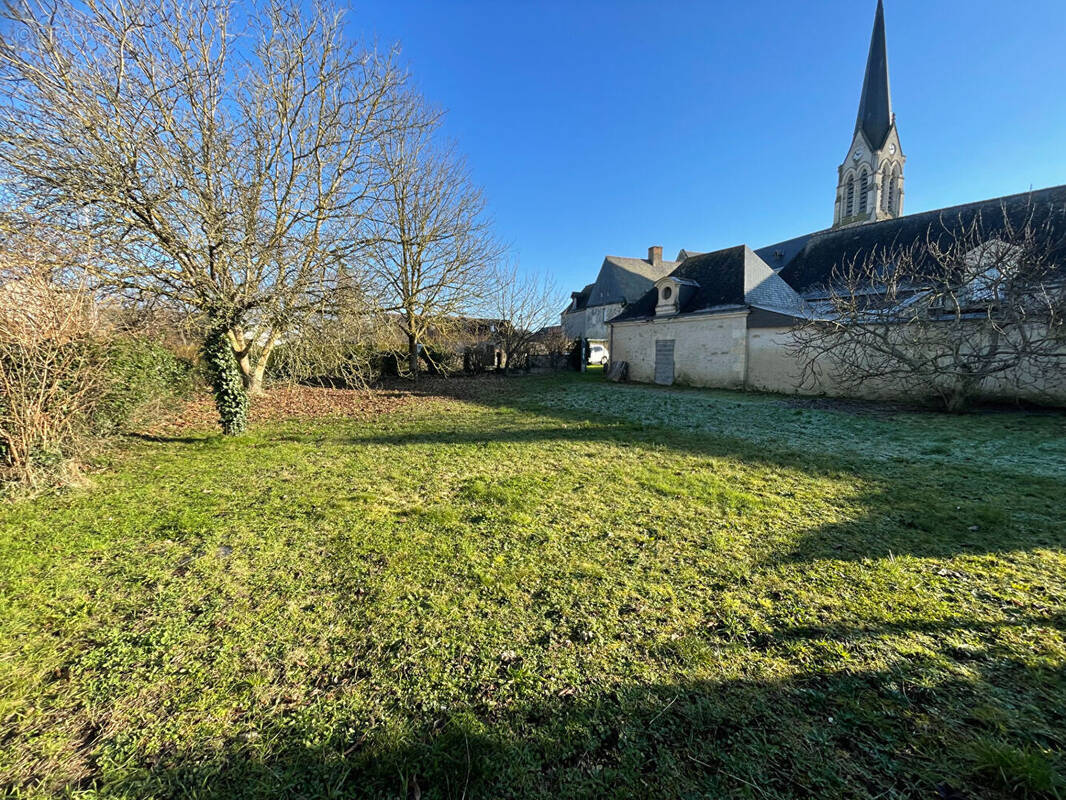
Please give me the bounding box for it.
[648,246,663,267]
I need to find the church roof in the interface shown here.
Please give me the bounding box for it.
[855,0,894,150]
[777,184,1066,296]
[586,255,676,306]
[606,184,1066,327]
[754,233,816,273]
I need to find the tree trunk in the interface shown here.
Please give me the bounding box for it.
[204,324,249,435]
[408,332,419,383]
[944,377,977,413]
[246,331,279,397]
[226,328,256,394]
[227,327,278,397]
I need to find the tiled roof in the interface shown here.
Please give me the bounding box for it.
[564,283,595,313]
[754,232,818,273]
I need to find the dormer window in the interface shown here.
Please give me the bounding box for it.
[655,276,698,317]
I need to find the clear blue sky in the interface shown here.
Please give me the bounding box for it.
[347,0,1066,291]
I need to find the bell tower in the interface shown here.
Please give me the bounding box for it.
[834,0,905,228]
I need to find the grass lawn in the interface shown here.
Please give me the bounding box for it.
[2,373,1065,799]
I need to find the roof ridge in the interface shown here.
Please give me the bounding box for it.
[604,254,678,262]
[809,183,1066,241]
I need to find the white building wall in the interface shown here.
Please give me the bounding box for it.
[562,304,623,342]
[614,317,1066,405]
[745,327,808,394]
[611,312,748,388]
[586,303,623,342]
[560,308,587,340]
[745,325,1066,403]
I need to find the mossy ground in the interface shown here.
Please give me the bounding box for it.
[2,373,1064,798]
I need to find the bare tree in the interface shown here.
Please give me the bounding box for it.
[366,93,501,382]
[0,0,407,418]
[265,279,392,389]
[488,262,565,374]
[789,204,1066,410]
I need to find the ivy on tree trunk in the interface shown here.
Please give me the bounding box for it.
[202,325,249,435]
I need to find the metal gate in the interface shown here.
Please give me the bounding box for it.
[654,339,675,385]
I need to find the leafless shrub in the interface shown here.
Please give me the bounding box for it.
[789,203,1066,410]
[487,262,566,373]
[266,289,393,388]
[0,221,109,488]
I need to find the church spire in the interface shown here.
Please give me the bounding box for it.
[855,0,893,150]
[833,0,904,228]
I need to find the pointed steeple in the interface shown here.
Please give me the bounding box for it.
[833,0,904,228]
[855,0,893,150]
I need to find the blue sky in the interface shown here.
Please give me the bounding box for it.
[347,0,1066,291]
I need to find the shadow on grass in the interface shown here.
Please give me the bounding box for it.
[101,624,1065,800]
[318,405,1065,565]
[26,377,1064,798]
[122,372,1065,565]
[126,432,215,445]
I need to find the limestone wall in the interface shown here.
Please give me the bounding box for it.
[745,325,1066,404]
[562,304,622,342]
[611,312,748,388]
[614,318,1066,406]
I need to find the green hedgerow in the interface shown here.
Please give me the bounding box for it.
[93,338,194,435]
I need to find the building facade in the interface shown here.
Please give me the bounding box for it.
[606,1,1066,404]
[560,246,677,346]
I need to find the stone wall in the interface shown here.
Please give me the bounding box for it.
[560,308,587,340]
[610,312,748,388]
[745,325,1066,404]
[614,318,1066,406]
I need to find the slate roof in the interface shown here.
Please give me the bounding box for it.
[777,184,1066,296]
[612,246,805,322]
[586,255,676,307]
[564,283,594,313]
[855,0,894,150]
[753,232,817,273]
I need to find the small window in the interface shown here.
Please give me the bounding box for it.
[662,286,673,301]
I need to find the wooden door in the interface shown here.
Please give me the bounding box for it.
[654,339,675,386]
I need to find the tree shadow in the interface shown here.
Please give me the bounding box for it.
[100,617,1065,799]
[125,432,215,445]
[317,402,1065,565]
[36,377,1066,798]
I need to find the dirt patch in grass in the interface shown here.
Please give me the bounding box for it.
[142,385,417,434]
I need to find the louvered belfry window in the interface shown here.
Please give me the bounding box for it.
[859,170,869,213]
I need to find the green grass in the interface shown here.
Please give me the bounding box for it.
[2,373,1065,799]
